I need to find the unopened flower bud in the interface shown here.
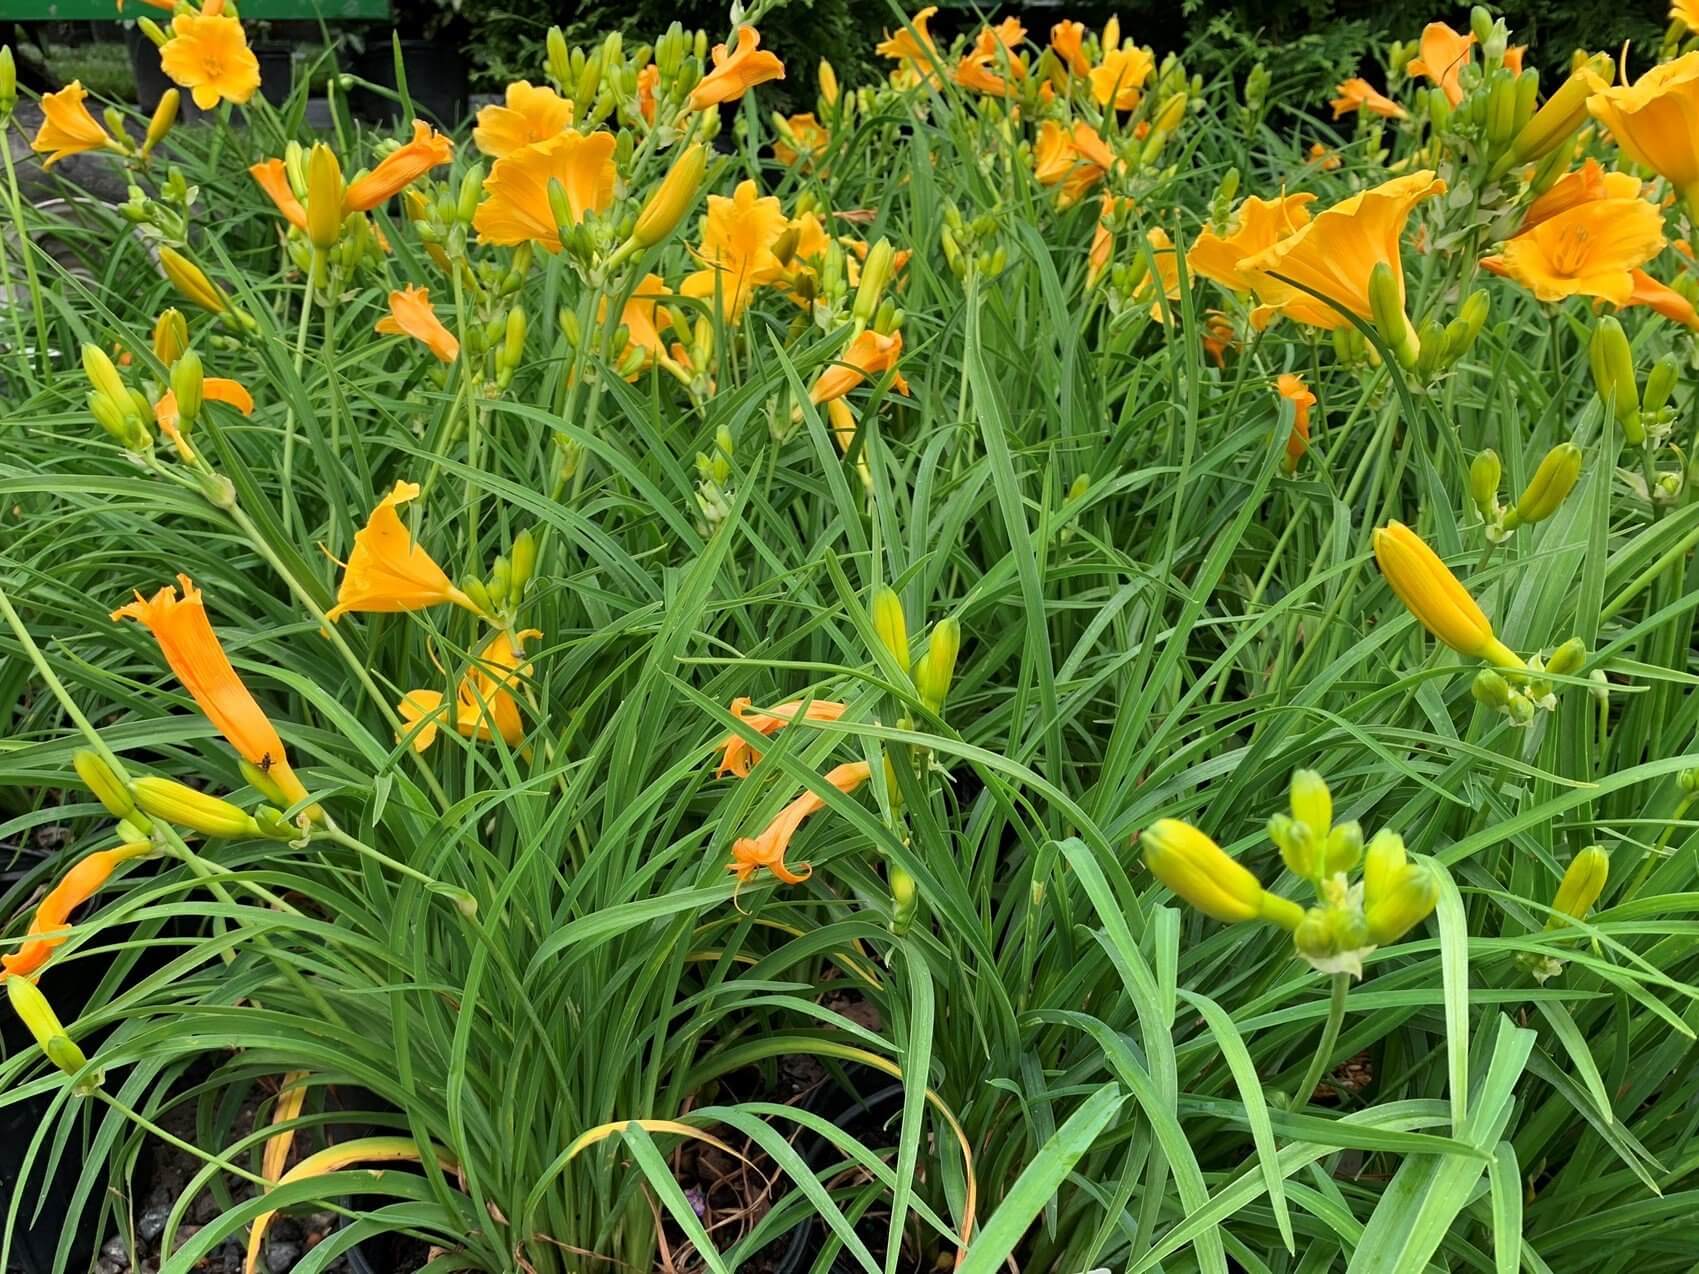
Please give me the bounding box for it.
[170,349,204,429]
[1368,261,1419,369]
[0,47,16,119]
[1323,820,1364,875]
[1363,860,1439,944]
[1469,449,1501,519]
[82,343,128,406]
[7,976,96,1087]
[1644,353,1679,415]
[1509,442,1582,526]
[818,58,839,106]
[914,617,961,712]
[633,142,707,249]
[510,528,537,592]
[1589,316,1642,443]
[1547,846,1608,926]
[853,238,896,325]
[142,88,178,159]
[1144,818,1303,929]
[871,586,911,672]
[1546,636,1586,679]
[1289,769,1332,843]
[305,143,346,252]
[152,308,188,366]
[73,749,142,823]
[131,776,264,839]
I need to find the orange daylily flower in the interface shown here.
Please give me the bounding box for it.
[1587,51,1699,208]
[1520,158,1642,230]
[597,273,671,374]
[1480,196,1664,304]
[472,130,617,251]
[1504,45,1525,75]
[877,6,940,77]
[1276,373,1317,473]
[1202,310,1235,368]
[345,121,453,213]
[1309,141,1342,170]
[159,14,261,110]
[1,843,152,980]
[1330,77,1407,120]
[1088,194,1119,287]
[326,481,477,621]
[681,179,788,320]
[31,82,119,168]
[809,329,908,404]
[636,64,659,123]
[111,575,310,805]
[473,81,573,159]
[1136,227,1183,323]
[375,285,459,362]
[689,26,785,110]
[773,112,830,168]
[728,761,873,885]
[1051,20,1090,76]
[1089,45,1154,111]
[1187,193,1316,295]
[398,629,541,752]
[1407,22,1475,108]
[248,158,306,230]
[955,26,1026,98]
[1623,269,1699,327]
[1033,120,1115,207]
[1240,171,1445,330]
[716,696,850,778]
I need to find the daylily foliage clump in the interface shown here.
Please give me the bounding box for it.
[3,2,1699,1271]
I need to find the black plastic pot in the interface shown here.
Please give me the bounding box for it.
[351,39,468,128]
[774,1083,907,1274]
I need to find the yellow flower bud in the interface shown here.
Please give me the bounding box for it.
[1363,860,1439,944]
[158,247,229,314]
[853,238,896,325]
[6,976,95,1084]
[510,528,538,592]
[1508,443,1582,527]
[818,58,839,106]
[306,143,346,252]
[915,617,961,713]
[632,142,708,249]
[1143,818,1303,929]
[1372,521,1521,666]
[1509,61,1605,164]
[871,587,911,672]
[1153,91,1187,133]
[152,308,189,367]
[1361,829,1408,907]
[1547,846,1608,926]
[1546,637,1586,679]
[142,88,178,159]
[1323,820,1364,875]
[81,343,128,406]
[1289,769,1332,843]
[546,26,570,90]
[889,863,918,935]
[130,776,264,838]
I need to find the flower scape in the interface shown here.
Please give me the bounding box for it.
[4,3,1699,1270]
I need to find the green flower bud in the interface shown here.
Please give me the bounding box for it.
[1644,353,1679,415]
[1469,449,1502,519]
[1323,819,1364,875]
[1509,442,1582,526]
[1546,637,1586,679]
[1268,812,1315,879]
[872,587,911,672]
[170,349,204,430]
[915,617,961,713]
[1589,317,1642,443]
[73,749,143,824]
[131,777,263,838]
[1368,260,1419,369]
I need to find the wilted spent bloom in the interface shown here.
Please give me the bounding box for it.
[728,760,873,885]
[1142,818,1304,929]
[1372,522,1522,667]
[375,286,459,363]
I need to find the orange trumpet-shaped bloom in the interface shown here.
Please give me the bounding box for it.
[1330,77,1407,120]
[398,629,541,752]
[1622,269,1699,328]
[345,121,453,212]
[877,6,939,66]
[159,14,261,110]
[1239,171,1445,330]
[31,82,117,168]
[249,158,306,230]
[1051,20,1090,75]
[1479,196,1664,304]
[728,761,873,885]
[716,696,850,778]
[375,285,460,362]
[472,129,617,251]
[1088,194,1119,288]
[681,179,789,319]
[809,329,907,404]
[326,481,476,621]
[1089,45,1154,111]
[1276,373,1316,473]
[597,273,671,375]
[636,64,660,123]
[1587,51,1699,206]
[690,26,786,110]
[1,843,152,980]
[1520,159,1641,230]
[773,112,830,168]
[1187,193,1316,295]
[111,575,309,805]
[1033,120,1115,207]
[1406,22,1475,107]
[473,81,573,159]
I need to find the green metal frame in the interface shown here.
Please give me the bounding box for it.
[2,0,390,18]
